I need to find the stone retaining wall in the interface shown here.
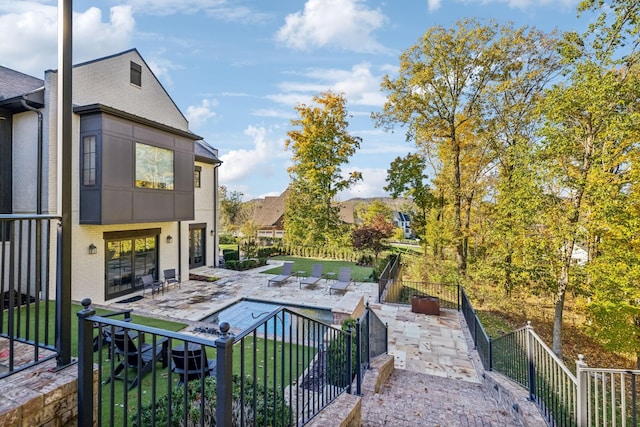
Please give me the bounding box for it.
[0,359,94,427]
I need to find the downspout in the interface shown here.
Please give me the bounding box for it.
[20,97,43,214]
[178,220,182,280]
[213,161,221,267]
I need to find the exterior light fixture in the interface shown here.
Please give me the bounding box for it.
[88,243,97,255]
[210,230,214,236]
[166,235,173,244]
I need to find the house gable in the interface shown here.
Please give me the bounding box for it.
[69,49,189,131]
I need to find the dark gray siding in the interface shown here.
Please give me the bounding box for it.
[0,110,12,213]
[79,112,195,224]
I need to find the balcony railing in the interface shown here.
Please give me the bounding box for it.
[78,297,388,426]
[0,214,60,378]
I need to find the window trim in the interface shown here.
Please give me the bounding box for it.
[135,142,175,190]
[82,135,97,186]
[130,61,142,87]
[194,166,201,188]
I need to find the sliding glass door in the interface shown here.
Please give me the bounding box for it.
[105,233,158,300]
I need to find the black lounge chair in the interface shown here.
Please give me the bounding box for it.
[170,343,217,385]
[92,309,132,355]
[329,267,353,294]
[268,262,294,287]
[300,264,323,288]
[106,330,168,390]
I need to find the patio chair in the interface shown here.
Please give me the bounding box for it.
[163,268,181,289]
[329,267,353,295]
[141,274,163,298]
[106,330,168,390]
[92,308,132,354]
[170,343,217,385]
[268,262,294,287]
[300,263,323,288]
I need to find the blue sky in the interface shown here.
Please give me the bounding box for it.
[1,0,588,201]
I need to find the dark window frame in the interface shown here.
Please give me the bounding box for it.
[103,228,161,300]
[82,135,97,186]
[130,61,142,87]
[194,166,201,188]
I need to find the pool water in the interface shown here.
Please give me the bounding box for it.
[201,299,333,333]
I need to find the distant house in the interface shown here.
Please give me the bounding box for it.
[393,211,413,239]
[252,188,360,240]
[254,190,288,239]
[1,49,221,304]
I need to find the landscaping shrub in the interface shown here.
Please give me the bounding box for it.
[219,234,238,244]
[326,318,358,388]
[223,249,239,261]
[133,375,291,426]
[224,258,268,271]
[257,246,278,258]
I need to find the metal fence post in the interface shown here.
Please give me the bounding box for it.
[575,354,588,427]
[77,298,96,427]
[526,321,536,401]
[385,322,388,354]
[346,326,352,394]
[216,322,234,427]
[488,336,493,371]
[356,319,362,395]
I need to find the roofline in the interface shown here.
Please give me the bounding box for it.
[47,48,189,125]
[74,103,202,141]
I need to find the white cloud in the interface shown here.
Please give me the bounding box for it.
[186,98,218,128]
[218,125,288,184]
[251,108,293,119]
[427,0,442,12]
[116,0,269,22]
[268,62,387,109]
[0,2,135,76]
[463,0,578,10]
[337,167,390,200]
[276,0,388,53]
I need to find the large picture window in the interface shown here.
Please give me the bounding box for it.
[135,142,174,190]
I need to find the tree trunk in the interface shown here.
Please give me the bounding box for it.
[453,138,466,276]
[552,262,569,358]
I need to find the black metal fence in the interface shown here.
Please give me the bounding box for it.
[78,299,376,426]
[355,303,388,395]
[383,280,460,310]
[377,254,401,302]
[0,215,60,378]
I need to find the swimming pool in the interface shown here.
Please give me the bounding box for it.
[200,299,334,333]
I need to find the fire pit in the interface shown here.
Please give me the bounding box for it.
[411,295,440,315]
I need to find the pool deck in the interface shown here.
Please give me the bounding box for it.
[100,261,525,426]
[102,261,478,382]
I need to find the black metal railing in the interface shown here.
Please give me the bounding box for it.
[0,215,60,378]
[377,254,401,302]
[78,299,359,426]
[355,303,388,395]
[460,287,492,369]
[383,280,459,310]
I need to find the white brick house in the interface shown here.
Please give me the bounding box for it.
[1,49,221,304]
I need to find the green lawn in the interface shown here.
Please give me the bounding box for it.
[265,256,374,282]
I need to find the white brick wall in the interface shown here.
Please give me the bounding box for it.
[72,50,188,131]
[14,51,213,305]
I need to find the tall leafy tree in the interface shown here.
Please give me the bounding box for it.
[284,91,362,247]
[572,0,640,364]
[384,153,435,242]
[537,26,640,357]
[219,186,244,232]
[373,18,518,276]
[481,27,562,294]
